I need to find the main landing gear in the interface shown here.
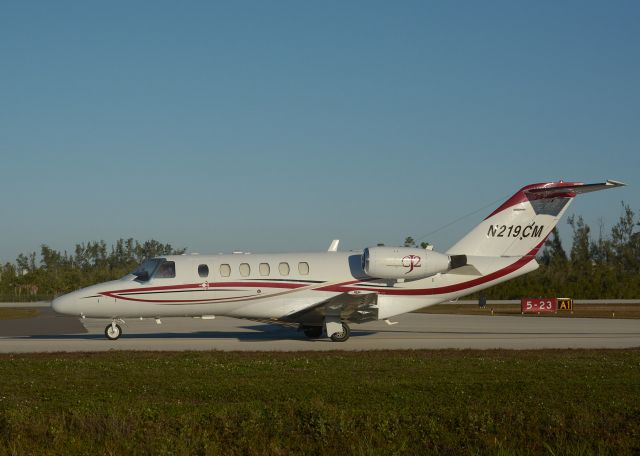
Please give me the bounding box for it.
[302,326,323,339]
[104,320,124,340]
[325,317,350,342]
[301,319,351,342]
[329,323,350,342]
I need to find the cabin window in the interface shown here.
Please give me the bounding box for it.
[298,262,309,275]
[219,264,231,277]
[239,263,250,277]
[198,264,209,278]
[154,261,176,278]
[278,262,290,276]
[259,263,270,276]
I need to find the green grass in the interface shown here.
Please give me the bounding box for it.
[0,350,639,455]
[0,308,39,320]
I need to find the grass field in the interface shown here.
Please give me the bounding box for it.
[417,303,640,319]
[0,350,638,455]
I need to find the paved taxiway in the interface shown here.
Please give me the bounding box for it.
[0,305,639,352]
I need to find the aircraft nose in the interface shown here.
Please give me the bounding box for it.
[51,294,76,315]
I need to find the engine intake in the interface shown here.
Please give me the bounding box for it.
[362,246,466,280]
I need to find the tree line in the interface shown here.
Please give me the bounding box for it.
[1,203,638,302]
[0,239,185,301]
[489,202,640,299]
[406,202,640,299]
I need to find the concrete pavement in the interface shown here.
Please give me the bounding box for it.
[1,308,638,352]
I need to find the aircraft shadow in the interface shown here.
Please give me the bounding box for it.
[362,328,639,336]
[19,325,377,342]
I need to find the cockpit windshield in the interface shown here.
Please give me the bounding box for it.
[131,259,163,281]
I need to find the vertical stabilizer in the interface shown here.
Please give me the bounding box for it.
[446,180,625,257]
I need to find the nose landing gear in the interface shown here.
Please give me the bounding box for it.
[104,320,124,340]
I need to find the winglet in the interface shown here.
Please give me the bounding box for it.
[328,240,340,252]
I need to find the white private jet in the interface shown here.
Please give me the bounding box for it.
[52,180,625,342]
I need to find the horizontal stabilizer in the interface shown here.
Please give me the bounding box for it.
[525,180,625,197]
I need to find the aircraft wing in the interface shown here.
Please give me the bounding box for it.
[280,292,379,326]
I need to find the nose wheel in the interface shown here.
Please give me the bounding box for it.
[105,322,122,340]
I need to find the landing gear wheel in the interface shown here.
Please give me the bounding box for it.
[303,326,323,339]
[330,323,350,342]
[105,323,122,340]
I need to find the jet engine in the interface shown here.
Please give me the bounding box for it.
[362,246,467,280]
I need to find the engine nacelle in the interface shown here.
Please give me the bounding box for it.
[362,246,466,280]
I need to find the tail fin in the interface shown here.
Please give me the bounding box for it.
[446,180,625,257]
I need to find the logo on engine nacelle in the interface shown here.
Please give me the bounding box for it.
[401,255,421,273]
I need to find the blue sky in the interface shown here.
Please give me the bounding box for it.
[1,1,638,262]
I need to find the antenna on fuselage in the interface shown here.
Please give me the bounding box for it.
[328,240,340,252]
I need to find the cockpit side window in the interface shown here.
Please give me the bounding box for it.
[154,261,176,278]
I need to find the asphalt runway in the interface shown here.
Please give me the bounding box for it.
[1,305,639,352]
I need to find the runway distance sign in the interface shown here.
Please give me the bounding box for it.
[521,298,557,313]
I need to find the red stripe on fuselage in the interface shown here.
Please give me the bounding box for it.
[321,241,545,295]
[100,292,258,304]
[327,255,534,295]
[104,281,307,295]
[99,281,308,303]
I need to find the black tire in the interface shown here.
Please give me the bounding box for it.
[330,323,350,342]
[105,323,122,340]
[303,326,323,338]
